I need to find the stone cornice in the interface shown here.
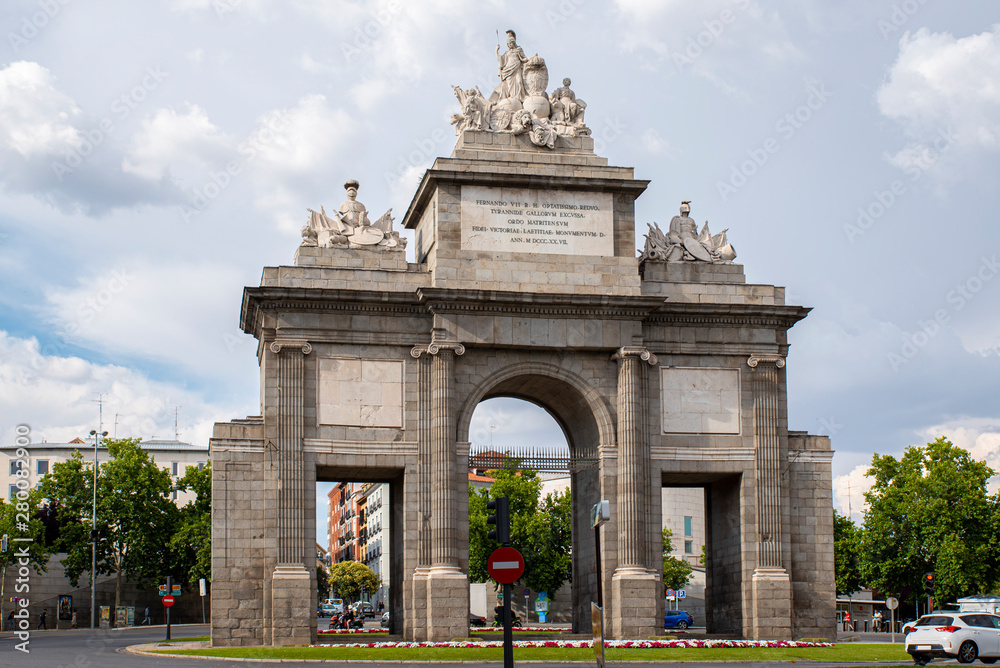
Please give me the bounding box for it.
[416,288,667,320]
[645,303,811,329]
[241,286,427,335]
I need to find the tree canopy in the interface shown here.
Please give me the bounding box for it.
[834,510,863,596]
[858,437,1000,605]
[328,560,379,601]
[469,467,573,596]
[662,527,693,591]
[37,438,180,610]
[169,462,212,585]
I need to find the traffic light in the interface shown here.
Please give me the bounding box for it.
[494,604,505,626]
[486,496,510,545]
[923,572,935,595]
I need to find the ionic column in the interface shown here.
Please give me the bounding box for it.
[748,354,784,568]
[409,346,434,569]
[612,346,657,569]
[271,339,312,565]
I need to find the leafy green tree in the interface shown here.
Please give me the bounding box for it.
[38,438,179,613]
[169,463,211,585]
[328,561,379,602]
[859,437,1000,605]
[317,565,330,601]
[469,468,573,595]
[834,510,863,596]
[0,491,51,572]
[662,527,693,591]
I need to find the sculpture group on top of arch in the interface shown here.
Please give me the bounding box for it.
[450,29,590,149]
[640,201,738,264]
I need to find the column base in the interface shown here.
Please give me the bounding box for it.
[610,568,660,639]
[407,567,430,641]
[751,567,792,640]
[425,567,469,641]
[270,564,314,646]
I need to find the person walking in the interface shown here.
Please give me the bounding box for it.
[36,609,47,630]
[71,609,78,629]
[142,607,151,625]
[6,610,14,631]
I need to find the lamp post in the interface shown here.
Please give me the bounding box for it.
[89,429,107,629]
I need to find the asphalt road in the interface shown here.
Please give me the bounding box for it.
[0,623,927,667]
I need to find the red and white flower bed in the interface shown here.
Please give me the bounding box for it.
[312,638,832,649]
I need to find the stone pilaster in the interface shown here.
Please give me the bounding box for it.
[609,346,660,639]
[269,339,313,646]
[411,342,468,641]
[406,346,434,640]
[748,354,791,640]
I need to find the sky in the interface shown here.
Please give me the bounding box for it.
[0,0,998,535]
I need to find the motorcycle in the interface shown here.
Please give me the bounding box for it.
[328,612,364,630]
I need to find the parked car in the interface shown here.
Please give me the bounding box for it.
[319,603,338,618]
[380,611,389,628]
[664,610,694,629]
[470,613,487,627]
[905,612,1000,665]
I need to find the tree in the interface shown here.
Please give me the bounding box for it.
[328,561,379,602]
[317,565,330,601]
[169,463,211,585]
[38,438,179,613]
[468,468,573,596]
[834,510,863,596]
[661,528,693,591]
[859,437,1000,605]
[0,491,51,573]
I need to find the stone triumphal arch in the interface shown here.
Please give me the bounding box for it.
[209,35,835,646]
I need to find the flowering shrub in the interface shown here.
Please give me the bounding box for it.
[311,639,833,649]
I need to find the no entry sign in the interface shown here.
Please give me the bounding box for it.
[487,547,524,584]
[162,595,175,607]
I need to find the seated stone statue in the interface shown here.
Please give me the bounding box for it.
[640,201,736,263]
[549,78,586,126]
[302,179,406,250]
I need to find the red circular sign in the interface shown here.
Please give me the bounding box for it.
[162,595,175,607]
[487,547,525,584]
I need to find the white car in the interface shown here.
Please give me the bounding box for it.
[905,612,1000,665]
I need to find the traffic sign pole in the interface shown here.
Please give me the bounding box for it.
[165,576,172,640]
[503,582,513,668]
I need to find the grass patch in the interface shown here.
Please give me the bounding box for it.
[155,642,910,662]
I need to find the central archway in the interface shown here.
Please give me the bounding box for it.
[457,362,616,631]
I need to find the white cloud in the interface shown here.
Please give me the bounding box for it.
[40,260,253,378]
[878,26,1000,168]
[248,95,353,176]
[0,332,234,447]
[832,463,870,522]
[0,61,81,158]
[122,105,231,181]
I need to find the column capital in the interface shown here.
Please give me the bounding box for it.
[410,341,466,358]
[269,339,312,355]
[612,346,657,365]
[747,354,784,369]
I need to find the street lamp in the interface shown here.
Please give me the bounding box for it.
[89,429,107,629]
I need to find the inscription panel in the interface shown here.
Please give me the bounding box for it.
[460,185,613,256]
[660,367,740,434]
[318,358,403,427]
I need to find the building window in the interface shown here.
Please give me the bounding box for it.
[37,460,49,476]
[9,460,23,475]
[172,488,178,501]
[171,462,178,476]
[684,540,693,554]
[8,485,17,500]
[683,516,693,537]
[197,462,204,470]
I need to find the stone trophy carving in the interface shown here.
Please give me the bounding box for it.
[640,201,737,264]
[449,29,591,148]
[301,179,406,251]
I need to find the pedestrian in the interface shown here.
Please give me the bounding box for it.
[36,609,47,630]
[6,610,14,631]
[142,606,151,625]
[71,609,78,629]
[378,601,384,613]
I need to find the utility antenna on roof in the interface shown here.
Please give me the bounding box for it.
[174,406,182,441]
[92,393,106,442]
[114,413,119,440]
